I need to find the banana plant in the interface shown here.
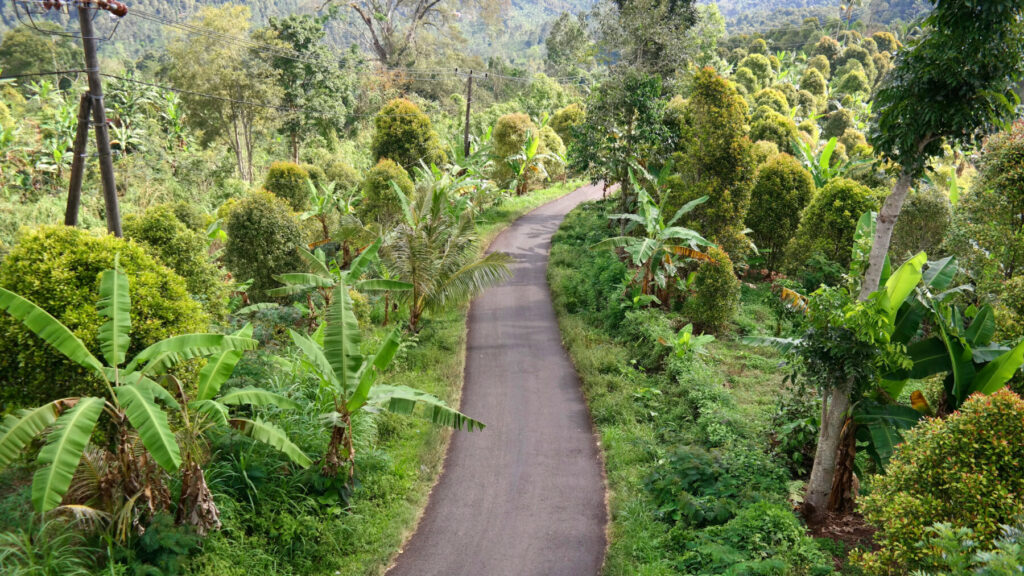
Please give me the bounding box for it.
[594,170,715,297]
[0,259,257,514]
[506,129,561,196]
[289,283,483,479]
[269,238,412,318]
[168,323,310,534]
[792,136,870,188]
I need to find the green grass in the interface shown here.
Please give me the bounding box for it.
[548,198,834,575]
[188,180,585,576]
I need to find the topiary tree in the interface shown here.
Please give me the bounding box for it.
[492,113,540,188]
[835,69,871,96]
[750,140,779,168]
[539,125,566,181]
[836,45,872,73]
[686,246,740,333]
[748,37,768,55]
[852,390,1024,575]
[812,35,841,64]
[0,225,208,408]
[750,111,800,152]
[667,68,754,257]
[324,157,361,193]
[822,108,856,140]
[800,68,828,97]
[550,103,586,144]
[370,98,446,171]
[264,161,311,211]
[739,53,773,86]
[786,177,879,270]
[889,186,951,264]
[357,158,414,226]
[807,54,831,78]
[752,88,789,116]
[124,205,229,320]
[872,31,898,53]
[223,190,304,301]
[732,67,759,95]
[747,154,815,271]
[795,90,820,117]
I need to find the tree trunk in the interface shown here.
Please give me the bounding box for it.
[176,460,221,535]
[804,381,852,523]
[291,131,300,164]
[859,170,914,300]
[826,417,858,514]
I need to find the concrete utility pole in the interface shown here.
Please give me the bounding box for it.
[459,69,487,159]
[76,0,123,236]
[64,92,92,226]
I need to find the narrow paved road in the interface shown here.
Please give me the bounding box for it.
[386,183,608,576]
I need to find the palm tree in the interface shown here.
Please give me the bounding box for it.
[289,283,484,479]
[0,260,263,517]
[385,178,514,332]
[594,171,715,297]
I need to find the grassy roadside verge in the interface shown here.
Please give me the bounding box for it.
[547,199,836,575]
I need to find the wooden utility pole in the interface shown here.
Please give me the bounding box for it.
[65,92,92,226]
[62,0,126,236]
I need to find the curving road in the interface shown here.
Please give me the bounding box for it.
[386,183,608,576]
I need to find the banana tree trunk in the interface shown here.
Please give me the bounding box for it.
[322,412,356,481]
[176,460,221,535]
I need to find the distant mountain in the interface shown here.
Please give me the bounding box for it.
[703,0,931,33]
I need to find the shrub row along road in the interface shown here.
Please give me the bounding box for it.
[386,183,608,576]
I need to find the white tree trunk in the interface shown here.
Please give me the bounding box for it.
[859,171,914,299]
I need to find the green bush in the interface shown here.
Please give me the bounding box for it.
[995,276,1024,343]
[124,204,229,319]
[798,119,820,143]
[853,390,1024,575]
[786,177,879,270]
[619,309,674,372]
[872,31,898,53]
[835,69,871,96]
[0,225,208,408]
[550,103,585,144]
[806,54,831,78]
[168,200,207,232]
[747,154,815,271]
[492,113,541,188]
[687,247,740,334]
[890,186,951,264]
[739,54,773,85]
[799,68,828,97]
[822,108,856,140]
[733,67,759,95]
[370,98,446,171]
[0,101,12,129]
[324,157,360,193]
[357,159,414,226]
[748,38,768,55]
[223,190,304,301]
[264,161,310,211]
[753,89,789,117]
[539,125,566,180]
[812,36,841,64]
[750,140,780,168]
[795,90,820,117]
[750,111,799,152]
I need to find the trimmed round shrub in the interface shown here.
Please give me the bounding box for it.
[168,201,206,232]
[223,190,304,301]
[264,162,310,211]
[0,101,12,129]
[750,111,799,152]
[748,37,768,55]
[872,31,898,53]
[800,68,827,97]
[324,157,360,193]
[301,163,327,187]
[492,113,539,187]
[861,37,879,55]
[995,276,1024,343]
[747,154,815,271]
[889,186,951,264]
[664,95,688,137]
[371,98,446,171]
[750,140,780,168]
[822,108,856,140]
[732,67,759,95]
[786,177,879,270]
[124,204,229,319]
[852,390,1024,575]
[539,125,566,181]
[550,103,585,144]
[836,44,871,71]
[873,52,893,82]
[752,88,789,117]
[795,89,820,116]
[812,36,841,64]
[807,54,831,79]
[0,225,208,407]
[687,247,740,334]
[839,128,869,154]
[836,69,871,96]
[739,54,773,85]
[798,119,820,143]
[770,83,798,108]
[358,159,414,226]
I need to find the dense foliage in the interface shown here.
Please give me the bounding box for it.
[223,190,304,301]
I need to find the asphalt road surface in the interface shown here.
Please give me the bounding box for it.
[386,183,608,576]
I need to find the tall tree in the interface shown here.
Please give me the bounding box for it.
[596,0,698,77]
[803,0,1024,522]
[266,15,358,162]
[164,5,281,182]
[545,12,593,76]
